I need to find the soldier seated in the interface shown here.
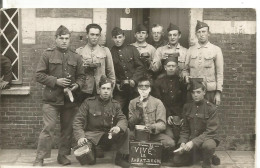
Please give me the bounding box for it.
[73,75,130,168]
[128,77,175,163]
[173,78,220,168]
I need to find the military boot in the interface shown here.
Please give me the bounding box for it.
[212,154,220,165]
[115,152,130,168]
[57,154,71,165]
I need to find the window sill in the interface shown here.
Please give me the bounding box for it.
[1,86,30,95]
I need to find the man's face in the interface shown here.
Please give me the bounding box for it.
[196,27,209,44]
[56,34,70,49]
[168,30,181,45]
[164,61,178,76]
[135,31,148,43]
[112,34,125,47]
[87,28,101,46]
[151,27,163,42]
[191,87,206,102]
[100,83,112,100]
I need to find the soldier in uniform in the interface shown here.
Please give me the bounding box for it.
[152,56,186,143]
[1,54,12,89]
[73,75,130,168]
[183,20,224,105]
[76,23,115,103]
[128,77,176,163]
[173,78,220,168]
[110,27,145,117]
[152,23,187,79]
[33,25,85,166]
[149,24,168,49]
[131,24,156,80]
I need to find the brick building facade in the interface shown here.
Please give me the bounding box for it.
[0,8,256,150]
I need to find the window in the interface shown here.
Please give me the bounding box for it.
[0,8,21,84]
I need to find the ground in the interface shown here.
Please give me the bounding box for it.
[0,149,255,168]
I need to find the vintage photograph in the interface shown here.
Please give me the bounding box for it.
[0,8,256,167]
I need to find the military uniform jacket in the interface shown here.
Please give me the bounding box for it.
[178,99,219,147]
[128,95,166,134]
[150,38,168,49]
[151,43,187,77]
[76,44,116,94]
[131,42,156,78]
[73,96,128,145]
[35,47,85,105]
[183,42,224,92]
[110,44,145,84]
[152,75,186,118]
[1,55,12,83]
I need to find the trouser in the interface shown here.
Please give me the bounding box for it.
[36,103,78,159]
[97,128,130,155]
[113,87,137,119]
[173,139,217,166]
[165,124,181,143]
[187,91,216,104]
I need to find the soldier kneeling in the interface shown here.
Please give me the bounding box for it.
[73,75,130,168]
[173,78,220,168]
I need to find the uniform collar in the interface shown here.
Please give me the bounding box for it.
[86,43,99,50]
[98,95,111,104]
[137,94,150,103]
[167,43,180,49]
[56,46,69,53]
[197,41,211,49]
[166,74,178,79]
[114,43,126,50]
[194,99,205,106]
[134,41,148,48]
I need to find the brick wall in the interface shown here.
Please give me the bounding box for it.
[203,9,256,150]
[0,8,256,150]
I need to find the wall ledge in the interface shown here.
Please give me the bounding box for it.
[1,86,30,95]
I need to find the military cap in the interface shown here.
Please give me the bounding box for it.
[55,25,70,36]
[167,23,180,32]
[99,75,113,87]
[189,78,206,91]
[111,27,124,37]
[195,20,209,32]
[164,55,178,65]
[135,24,148,33]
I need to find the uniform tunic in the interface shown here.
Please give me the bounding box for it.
[150,38,168,49]
[131,42,156,79]
[183,42,223,92]
[152,43,187,77]
[76,44,116,94]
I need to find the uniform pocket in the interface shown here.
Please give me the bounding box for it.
[204,55,214,68]
[189,55,197,68]
[43,87,57,102]
[49,59,62,76]
[146,109,156,124]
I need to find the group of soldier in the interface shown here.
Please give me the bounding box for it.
[32,20,223,168]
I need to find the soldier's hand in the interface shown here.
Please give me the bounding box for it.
[184,76,190,84]
[0,81,9,89]
[167,116,174,125]
[214,91,221,106]
[110,126,121,134]
[184,141,194,151]
[56,78,71,87]
[78,138,88,146]
[129,80,135,87]
[70,83,79,92]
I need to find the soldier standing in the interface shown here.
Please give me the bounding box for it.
[183,20,224,105]
[152,23,187,79]
[76,23,115,103]
[131,24,156,80]
[33,25,85,166]
[110,27,145,117]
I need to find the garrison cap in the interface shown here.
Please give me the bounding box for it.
[164,55,178,65]
[55,25,70,36]
[189,78,206,91]
[195,20,209,32]
[99,75,113,87]
[167,23,180,32]
[135,24,148,33]
[111,27,124,37]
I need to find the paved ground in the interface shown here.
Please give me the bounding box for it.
[0,149,255,168]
